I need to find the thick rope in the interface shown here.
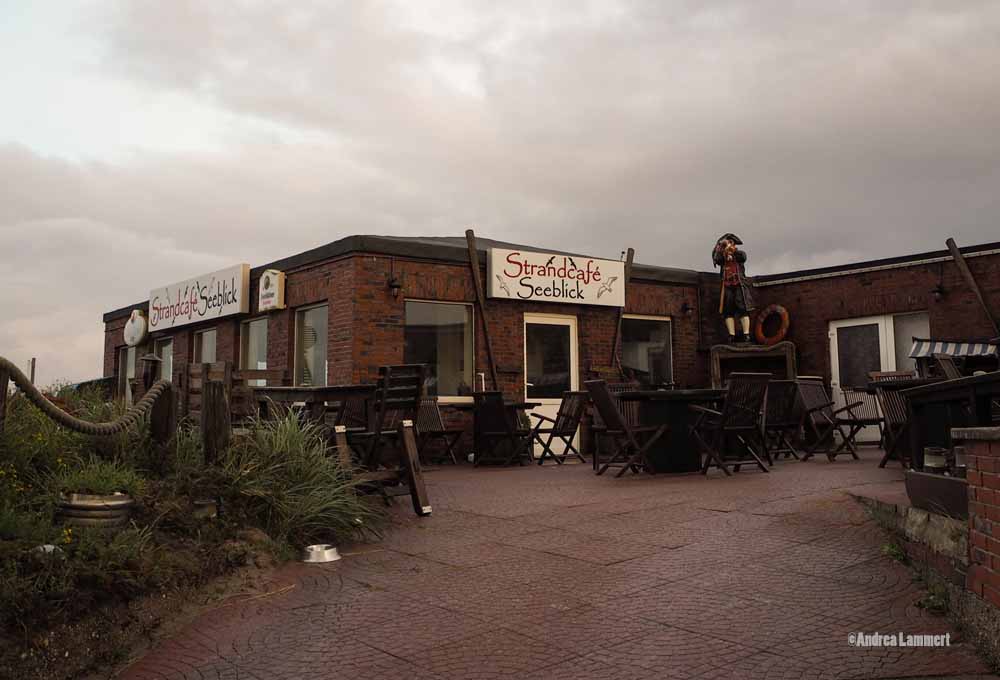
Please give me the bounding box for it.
[0,356,169,437]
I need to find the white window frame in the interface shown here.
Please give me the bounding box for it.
[294,303,329,387]
[621,314,674,385]
[153,336,174,381]
[404,298,476,404]
[193,327,217,364]
[240,317,269,370]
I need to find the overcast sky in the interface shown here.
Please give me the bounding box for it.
[3,1,1000,386]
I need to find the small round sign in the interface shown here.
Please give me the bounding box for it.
[123,310,148,347]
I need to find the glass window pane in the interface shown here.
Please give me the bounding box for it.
[621,318,672,387]
[195,329,217,364]
[837,324,881,388]
[892,312,929,375]
[242,318,269,386]
[295,306,328,386]
[155,339,173,381]
[404,301,474,396]
[525,323,571,399]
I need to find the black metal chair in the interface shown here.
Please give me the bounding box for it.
[797,380,860,461]
[415,397,464,464]
[763,379,801,460]
[584,380,667,477]
[840,387,884,447]
[473,391,533,466]
[691,373,771,475]
[531,391,589,465]
[875,385,911,468]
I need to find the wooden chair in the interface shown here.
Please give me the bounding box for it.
[415,397,464,465]
[763,379,801,460]
[590,381,640,472]
[350,364,426,470]
[933,353,963,380]
[840,387,884,447]
[584,380,667,477]
[691,373,771,475]
[875,385,911,468]
[797,380,860,461]
[531,391,589,465]
[473,391,533,466]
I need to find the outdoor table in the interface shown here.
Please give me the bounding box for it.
[254,384,377,426]
[450,397,542,460]
[618,389,725,473]
[902,371,1000,469]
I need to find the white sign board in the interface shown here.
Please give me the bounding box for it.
[258,269,286,312]
[148,264,251,331]
[487,248,626,307]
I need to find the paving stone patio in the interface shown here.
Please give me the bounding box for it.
[121,450,999,679]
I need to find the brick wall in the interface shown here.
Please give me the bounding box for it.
[749,252,1000,380]
[962,430,1000,610]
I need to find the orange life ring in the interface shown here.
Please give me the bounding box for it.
[754,304,790,346]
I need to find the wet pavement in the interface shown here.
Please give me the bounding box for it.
[121,450,998,679]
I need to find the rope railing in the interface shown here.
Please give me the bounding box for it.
[0,356,170,437]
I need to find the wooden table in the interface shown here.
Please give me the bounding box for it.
[618,389,725,473]
[254,384,376,425]
[903,371,1000,469]
[449,398,542,460]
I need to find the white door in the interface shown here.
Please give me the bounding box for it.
[524,314,579,457]
[829,312,929,441]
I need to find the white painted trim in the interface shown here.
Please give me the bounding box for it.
[623,313,673,321]
[755,249,1000,287]
[437,396,474,405]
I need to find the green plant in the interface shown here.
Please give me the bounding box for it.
[916,581,950,615]
[882,541,908,563]
[53,457,145,496]
[220,413,383,546]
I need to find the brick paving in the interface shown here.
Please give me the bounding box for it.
[121,450,999,679]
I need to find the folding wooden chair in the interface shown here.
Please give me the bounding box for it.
[763,379,801,460]
[797,380,860,461]
[933,353,963,380]
[531,391,588,465]
[589,381,639,472]
[473,391,533,466]
[415,397,464,464]
[691,373,771,475]
[349,364,426,470]
[840,387,883,447]
[875,385,911,468]
[584,380,667,477]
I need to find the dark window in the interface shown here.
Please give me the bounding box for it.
[621,317,672,387]
[404,301,474,397]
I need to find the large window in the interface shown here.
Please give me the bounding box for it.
[621,316,673,387]
[295,304,328,386]
[153,338,173,381]
[194,328,217,364]
[241,318,268,386]
[404,301,474,397]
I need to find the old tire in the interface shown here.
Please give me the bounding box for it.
[58,493,134,528]
[754,304,790,346]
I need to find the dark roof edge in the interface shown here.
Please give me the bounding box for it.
[754,240,1000,286]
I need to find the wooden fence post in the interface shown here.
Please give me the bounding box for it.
[0,367,9,436]
[201,381,231,465]
[150,383,177,449]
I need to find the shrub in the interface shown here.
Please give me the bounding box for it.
[52,457,144,497]
[220,413,383,546]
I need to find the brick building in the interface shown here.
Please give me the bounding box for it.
[102,235,1000,415]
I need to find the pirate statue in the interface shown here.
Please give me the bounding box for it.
[712,233,755,343]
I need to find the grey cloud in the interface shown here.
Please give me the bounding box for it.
[4,0,1000,385]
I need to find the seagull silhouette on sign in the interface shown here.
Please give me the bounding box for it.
[597,276,618,299]
[545,255,555,266]
[495,274,511,296]
[568,256,577,268]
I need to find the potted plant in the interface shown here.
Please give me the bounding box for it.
[55,457,143,529]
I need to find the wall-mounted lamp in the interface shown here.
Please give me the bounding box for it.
[931,284,945,302]
[387,276,403,299]
[679,301,694,316]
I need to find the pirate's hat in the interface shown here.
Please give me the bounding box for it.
[716,233,743,245]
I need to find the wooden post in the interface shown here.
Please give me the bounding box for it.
[465,229,501,390]
[28,358,36,385]
[0,367,9,436]
[398,420,432,516]
[333,425,354,469]
[201,380,231,465]
[946,238,1000,336]
[610,248,635,372]
[150,383,177,448]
